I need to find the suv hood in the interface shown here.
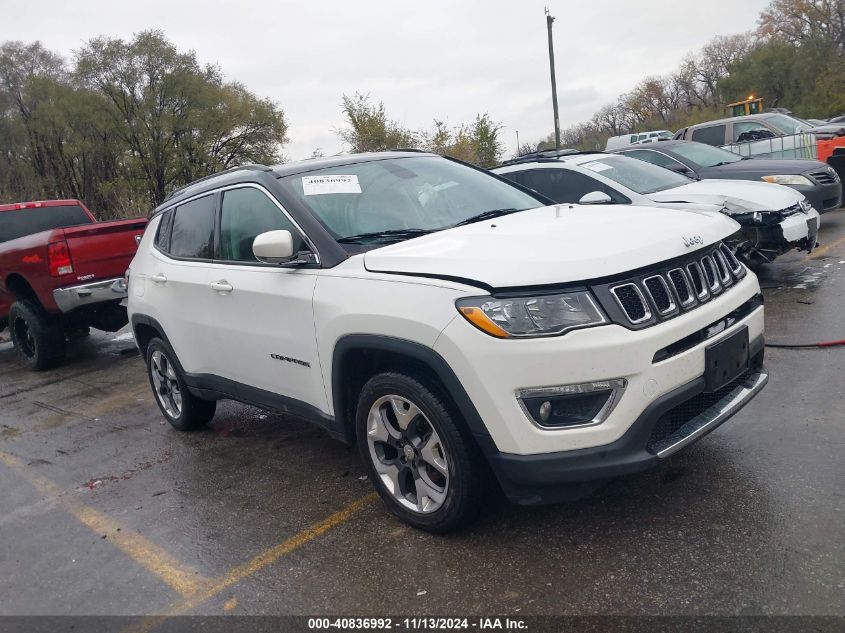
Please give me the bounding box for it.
[648,179,804,213]
[364,204,739,289]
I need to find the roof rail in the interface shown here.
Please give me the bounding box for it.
[499,148,592,167]
[164,164,272,201]
[392,147,428,153]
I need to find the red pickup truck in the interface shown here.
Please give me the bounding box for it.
[1,199,147,370]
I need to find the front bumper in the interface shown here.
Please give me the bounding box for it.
[53,277,127,313]
[434,273,764,456]
[738,208,820,258]
[794,180,842,213]
[485,352,767,504]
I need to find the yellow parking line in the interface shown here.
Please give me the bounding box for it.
[164,492,377,614]
[802,234,845,262]
[0,450,211,597]
[123,493,377,633]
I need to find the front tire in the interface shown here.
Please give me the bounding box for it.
[8,301,66,371]
[356,372,483,533]
[145,337,216,431]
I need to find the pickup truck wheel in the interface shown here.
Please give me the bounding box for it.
[145,338,216,431]
[8,301,66,371]
[356,372,483,533]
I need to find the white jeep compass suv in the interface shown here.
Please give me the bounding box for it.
[128,151,768,532]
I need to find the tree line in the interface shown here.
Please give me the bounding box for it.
[2,1,842,218]
[526,0,845,152]
[0,31,289,219]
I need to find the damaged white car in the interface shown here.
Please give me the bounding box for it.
[495,151,820,265]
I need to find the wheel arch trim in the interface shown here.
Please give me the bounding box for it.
[330,334,493,446]
[130,314,173,353]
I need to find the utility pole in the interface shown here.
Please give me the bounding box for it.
[545,7,560,150]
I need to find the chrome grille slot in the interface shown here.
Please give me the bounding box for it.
[719,244,745,278]
[668,268,695,307]
[643,275,676,315]
[810,169,836,184]
[610,283,651,324]
[686,262,708,300]
[700,256,721,293]
[712,250,732,285]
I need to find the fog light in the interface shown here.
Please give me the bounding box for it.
[517,379,626,429]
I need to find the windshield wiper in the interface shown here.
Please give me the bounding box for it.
[337,228,434,244]
[454,207,524,227]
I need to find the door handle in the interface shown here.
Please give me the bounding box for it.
[150,273,167,284]
[210,280,233,293]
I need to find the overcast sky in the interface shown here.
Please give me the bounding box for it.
[4,0,771,160]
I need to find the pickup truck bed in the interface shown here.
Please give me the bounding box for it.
[1,200,147,370]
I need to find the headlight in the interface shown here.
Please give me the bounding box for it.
[799,198,815,214]
[761,175,813,186]
[456,291,607,338]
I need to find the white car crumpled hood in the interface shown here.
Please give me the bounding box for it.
[648,179,805,213]
[364,204,740,289]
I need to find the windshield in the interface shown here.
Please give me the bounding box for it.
[277,156,543,242]
[762,114,812,135]
[0,205,93,243]
[577,155,693,194]
[656,131,673,139]
[671,142,743,167]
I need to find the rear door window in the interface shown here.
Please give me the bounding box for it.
[503,169,627,204]
[691,125,727,146]
[168,195,215,259]
[623,150,682,170]
[732,121,777,143]
[154,210,173,252]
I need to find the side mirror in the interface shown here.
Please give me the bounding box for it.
[253,230,294,264]
[579,191,613,205]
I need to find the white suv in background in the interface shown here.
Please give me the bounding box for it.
[128,151,768,532]
[494,150,820,265]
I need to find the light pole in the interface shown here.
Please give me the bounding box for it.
[545,7,561,150]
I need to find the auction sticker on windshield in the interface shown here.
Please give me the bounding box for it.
[582,161,613,173]
[302,175,361,195]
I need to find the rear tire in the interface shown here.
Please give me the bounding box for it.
[8,301,66,371]
[145,337,216,431]
[355,371,484,533]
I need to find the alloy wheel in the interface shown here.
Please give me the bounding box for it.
[150,350,183,419]
[366,394,449,514]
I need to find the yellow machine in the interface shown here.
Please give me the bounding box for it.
[727,96,764,117]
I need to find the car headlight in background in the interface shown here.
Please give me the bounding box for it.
[761,175,813,186]
[456,291,607,338]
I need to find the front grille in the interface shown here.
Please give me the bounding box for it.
[643,275,675,315]
[701,256,719,293]
[719,244,743,276]
[809,168,837,184]
[597,242,746,329]
[712,250,732,285]
[610,284,650,323]
[647,368,752,453]
[686,262,707,299]
[668,268,693,306]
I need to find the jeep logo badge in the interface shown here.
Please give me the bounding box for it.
[682,235,704,248]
